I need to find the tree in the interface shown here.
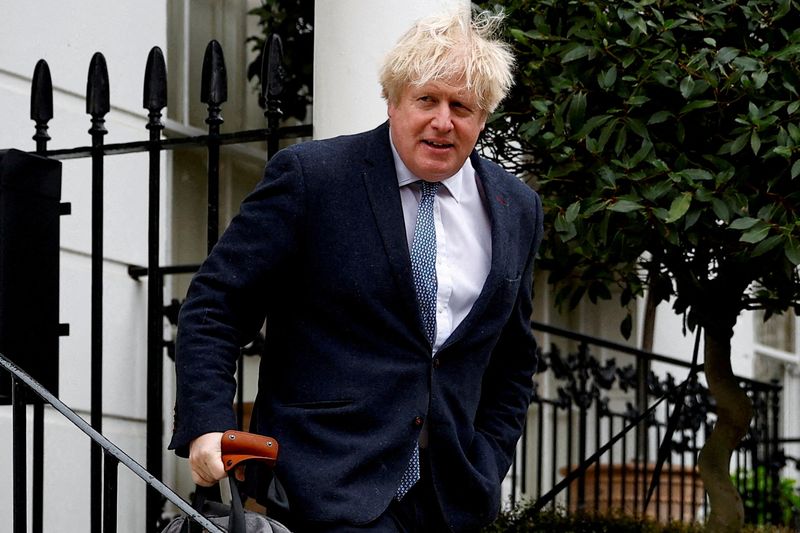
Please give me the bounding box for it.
[247,0,314,123]
[476,0,800,530]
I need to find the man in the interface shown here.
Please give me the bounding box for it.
[170,7,543,532]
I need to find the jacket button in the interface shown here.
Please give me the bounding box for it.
[413,416,424,427]
[433,358,441,369]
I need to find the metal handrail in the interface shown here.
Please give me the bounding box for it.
[0,352,224,533]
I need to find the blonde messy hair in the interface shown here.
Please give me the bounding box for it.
[379,6,514,114]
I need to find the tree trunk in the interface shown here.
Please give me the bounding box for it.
[697,329,753,532]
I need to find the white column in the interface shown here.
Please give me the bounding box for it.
[313,0,468,140]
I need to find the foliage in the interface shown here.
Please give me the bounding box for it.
[476,0,800,337]
[247,0,314,122]
[481,504,798,532]
[734,467,800,528]
[482,506,705,532]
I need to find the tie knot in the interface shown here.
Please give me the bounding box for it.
[420,181,440,199]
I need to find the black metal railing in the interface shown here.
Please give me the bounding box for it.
[508,321,785,526]
[1,352,226,533]
[8,35,311,533]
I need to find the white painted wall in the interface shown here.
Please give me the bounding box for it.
[313,0,469,140]
[0,2,167,531]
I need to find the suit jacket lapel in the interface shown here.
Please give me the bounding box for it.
[361,123,423,336]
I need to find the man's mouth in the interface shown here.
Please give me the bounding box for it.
[422,140,454,149]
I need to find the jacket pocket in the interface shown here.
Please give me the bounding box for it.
[282,399,354,410]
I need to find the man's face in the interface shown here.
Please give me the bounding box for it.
[388,80,487,182]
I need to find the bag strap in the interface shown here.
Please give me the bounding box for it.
[227,471,247,533]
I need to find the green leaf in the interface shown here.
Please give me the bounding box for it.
[628,16,647,35]
[562,45,590,63]
[574,114,612,138]
[788,101,800,115]
[751,131,761,155]
[648,111,672,125]
[567,92,588,131]
[642,180,674,202]
[789,123,800,142]
[785,237,800,265]
[753,70,769,89]
[565,201,581,223]
[608,199,643,213]
[680,100,716,114]
[752,235,783,257]
[729,217,760,230]
[555,212,577,242]
[598,166,617,187]
[519,120,542,139]
[792,160,800,179]
[684,209,701,230]
[680,76,695,99]
[733,56,760,72]
[679,169,714,181]
[598,66,617,89]
[730,132,750,155]
[532,100,550,114]
[629,139,653,166]
[716,47,740,64]
[509,28,530,44]
[627,95,650,106]
[664,192,692,223]
[614,126,628,155]
[711,198,731,222]
[625,118,647,139]
[740,223,771,243]
[653,207,670,223]
[620,313,633,340]
[598,119,617,151]
[773,146,793,158]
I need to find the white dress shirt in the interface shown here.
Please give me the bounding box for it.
[390,136,492,354]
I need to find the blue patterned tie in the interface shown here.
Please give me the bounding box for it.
[397,181,440,500]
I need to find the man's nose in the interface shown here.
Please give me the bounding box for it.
[430,105,453,131]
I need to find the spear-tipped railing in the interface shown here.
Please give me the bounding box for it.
[15,33,308,533]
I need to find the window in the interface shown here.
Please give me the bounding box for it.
[754,309,797,361]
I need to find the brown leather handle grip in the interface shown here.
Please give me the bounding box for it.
[220,430,279,472]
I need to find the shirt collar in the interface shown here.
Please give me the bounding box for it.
[389,130,470,204]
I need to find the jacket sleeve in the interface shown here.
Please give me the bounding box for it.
[472,190,543,478]
[168,148,307,456]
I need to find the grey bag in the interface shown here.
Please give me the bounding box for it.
[161,472,292,533]
[162,431,291,533]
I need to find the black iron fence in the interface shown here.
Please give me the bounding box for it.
[0,352,226,533]
[3,35,310,533]
[508,321,786,526]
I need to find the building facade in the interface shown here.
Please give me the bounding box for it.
[0,0,797,531]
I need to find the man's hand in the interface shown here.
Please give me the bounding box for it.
[189,432,226,486]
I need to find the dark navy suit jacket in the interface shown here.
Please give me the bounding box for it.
[170,122,543,532]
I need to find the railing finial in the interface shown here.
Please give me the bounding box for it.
[86,52,110,118]
[200,40,227,107]
[143,47,167,113]
[30,59,54,151]
[261,33,285,108]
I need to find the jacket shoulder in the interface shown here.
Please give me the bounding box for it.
[279,123,387,170]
